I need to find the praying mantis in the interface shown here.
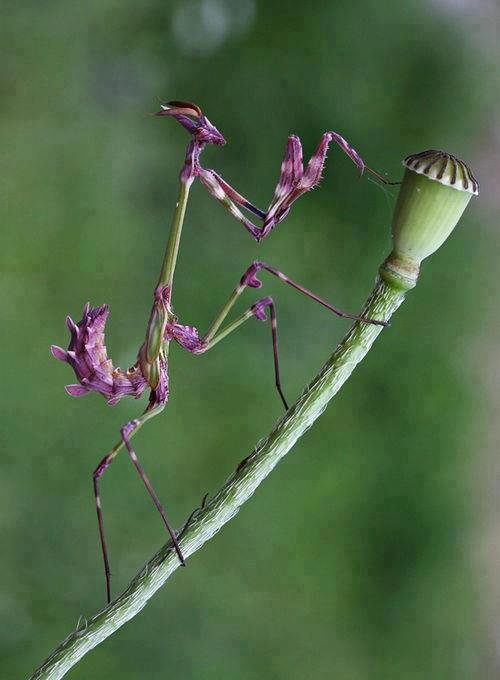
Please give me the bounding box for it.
[51,101,390,603]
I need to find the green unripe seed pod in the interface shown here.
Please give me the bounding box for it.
[380,149,479,291]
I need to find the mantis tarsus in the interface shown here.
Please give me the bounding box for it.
[51,101,389,603]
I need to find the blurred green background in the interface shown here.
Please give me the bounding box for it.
[2,1,499,678]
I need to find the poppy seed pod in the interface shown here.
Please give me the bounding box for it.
[381,150,479,291]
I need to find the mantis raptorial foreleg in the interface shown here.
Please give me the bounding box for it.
[195,131,397,242]
[198,168,266,241]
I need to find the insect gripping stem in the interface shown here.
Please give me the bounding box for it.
[34,274,405,680]
[42,120,479,679]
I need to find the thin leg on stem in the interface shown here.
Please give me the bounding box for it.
[204,297,289,409]
[121,419,185,567]
[172,261,385,408]
[92,439,126,604]
[92,405,183,604]
[251,297,289,410]
[365,165,401,186]
[269,301,288,410]
[252,262,388,327]
[176,293,290,410]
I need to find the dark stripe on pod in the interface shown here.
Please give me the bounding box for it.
[436,154,449,180]
[457,160,469,191]
[406,149,438,171]
[450,157,457,186]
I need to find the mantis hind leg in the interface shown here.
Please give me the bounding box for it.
[92,407,184,604]
[121,419,185,568]
[93,440,124,604]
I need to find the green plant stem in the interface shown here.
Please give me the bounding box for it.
[29,271,411,680]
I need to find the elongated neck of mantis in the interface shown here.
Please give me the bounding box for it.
[157,178,193,291]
